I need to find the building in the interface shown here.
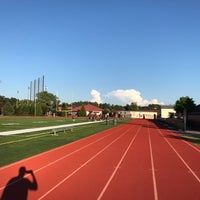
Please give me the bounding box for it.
[72,104,103,116]
[130,111,158,119]
[119,110,158,119]
[161,105,176,119]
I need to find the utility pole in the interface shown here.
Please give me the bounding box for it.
[16,90,19,108]
[34,80,37,116]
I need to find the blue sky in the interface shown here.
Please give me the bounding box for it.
[0,0,200,106]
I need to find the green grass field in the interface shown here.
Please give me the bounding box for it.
[0,116,88,131]
[0,117,130,167]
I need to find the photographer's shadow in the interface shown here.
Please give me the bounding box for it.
[1,166,38,200]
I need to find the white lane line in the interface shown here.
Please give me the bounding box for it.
[158,129,200,183]
[182,140,200,153]
[0,125,125,171]
[148,127,159,200]
[38,127,133,200]
[0,127,125,191]
[166,130,200,153]
[97,126,141,200]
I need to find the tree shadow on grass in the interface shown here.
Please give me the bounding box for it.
[1,166,38,200]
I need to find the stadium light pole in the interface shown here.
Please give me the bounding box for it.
[27,86,30,104]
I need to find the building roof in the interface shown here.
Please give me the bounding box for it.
[72,104,102,112]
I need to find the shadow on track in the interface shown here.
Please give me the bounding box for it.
[164,132,200,144]
[1,166,38,200]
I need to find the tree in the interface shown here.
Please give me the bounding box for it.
[174,96,196,114]
[125,102,138,111]
[3,101,15,115]
[61,103,68,111]
[148,104,161,110]
[174,96,196,131]
[36,91,59,115]
[78,105,86,116]
[102,107,110,116]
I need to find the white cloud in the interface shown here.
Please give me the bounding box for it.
[90,89,103,104]
[106,89,164,106]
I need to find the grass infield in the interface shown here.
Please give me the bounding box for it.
[0,116,88,131]
[0,117,130,167]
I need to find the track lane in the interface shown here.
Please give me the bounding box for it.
[0,124,127,198]
[158,128,200,178]
[1,119,200,200]
[97,126,141,200]
[98,120,155,200]
[36,124,140,199]
[148,121,200,200]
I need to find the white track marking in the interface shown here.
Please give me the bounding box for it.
[166,130,200,153]
[0,125,125,171]
[158,129,200,183]
[0,127,125,191]
[97,127,141,200]
[148,127,159,200]
[182,140,200,153]
[0,120,104,135]
[38,127,133,200]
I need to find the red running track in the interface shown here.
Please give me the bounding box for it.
[0,119,200,200]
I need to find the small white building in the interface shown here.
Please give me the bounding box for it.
[161,105,176,119]
[119,111,158,119]
[130,111,158,119]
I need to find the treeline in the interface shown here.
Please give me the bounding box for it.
[0,92,161,116]
[70,101,161,114]
[0,91,58,116]
[1,91,199,117]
